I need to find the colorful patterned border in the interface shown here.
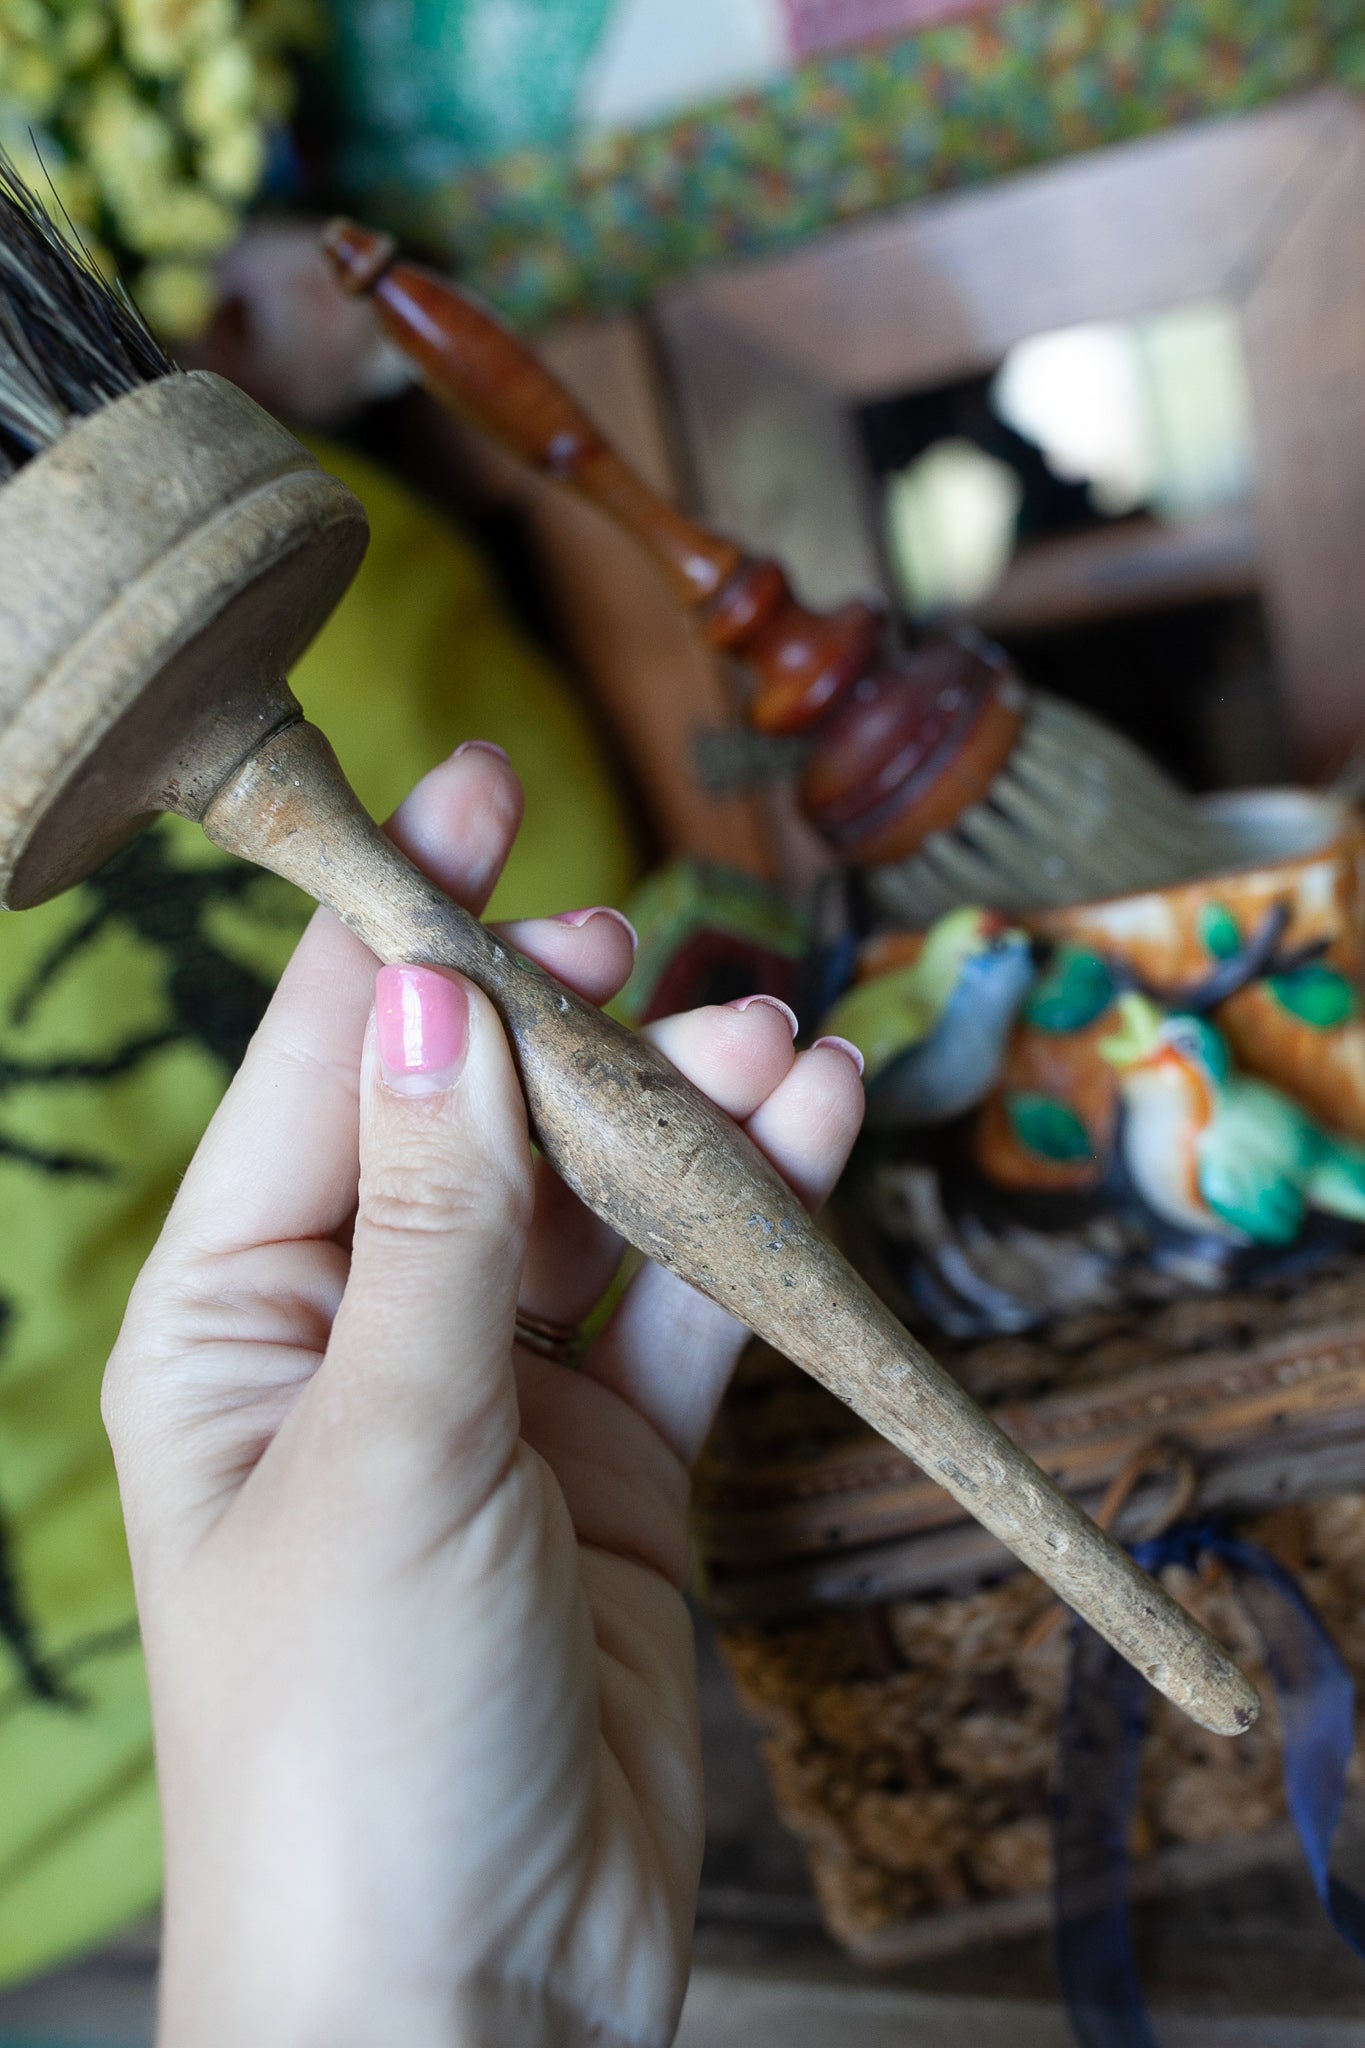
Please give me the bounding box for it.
[337,0,1365,332]
[781,0,1007,62]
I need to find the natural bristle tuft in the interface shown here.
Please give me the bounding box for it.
[0,151,174,475]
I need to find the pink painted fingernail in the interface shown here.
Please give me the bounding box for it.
[729,993,799,1038]
[452,739,511,765]
[814,1033,865,1076]
[553,905,639,949]
[375,966,469,1095]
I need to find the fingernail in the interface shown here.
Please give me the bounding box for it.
[553,905,639,949]
[376,965,469,1095]
[814,1033,865,1076]
[729,993,799,1038]
[452,739,511,765]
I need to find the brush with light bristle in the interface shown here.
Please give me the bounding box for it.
[0,162,1260,1738]
[319,219,1250,921]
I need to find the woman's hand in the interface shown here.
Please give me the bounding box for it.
[105,743,863,2048]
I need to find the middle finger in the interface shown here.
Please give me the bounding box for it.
[515,993,803,1328]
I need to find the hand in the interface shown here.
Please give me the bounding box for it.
[104,743,864,2048]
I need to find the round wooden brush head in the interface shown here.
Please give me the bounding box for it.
[795,637,1027,864]
[0,369,368,909]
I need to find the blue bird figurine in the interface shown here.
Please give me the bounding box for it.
[820,908,1035,1129]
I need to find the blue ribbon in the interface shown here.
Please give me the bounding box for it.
[1053,1521,1365,2047]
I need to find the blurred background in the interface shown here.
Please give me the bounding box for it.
[2,3,1365,2042]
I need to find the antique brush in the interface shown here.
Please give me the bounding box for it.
[320,223,1247,924]
[0,164,1257,1736]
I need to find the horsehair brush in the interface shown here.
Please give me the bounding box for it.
[320,221,1249,923]
[0,163,1256,1738]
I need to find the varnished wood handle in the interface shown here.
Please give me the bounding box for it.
[321,219,883,735]
[321,220,738,612]
[202,718,1259,1739]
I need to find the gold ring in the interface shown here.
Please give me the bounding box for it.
[514,1309,582,1366]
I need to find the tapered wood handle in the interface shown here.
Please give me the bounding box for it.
[203,718,1258,1739]
[321,219,882,735]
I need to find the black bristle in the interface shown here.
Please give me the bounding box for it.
[0,151,175,476]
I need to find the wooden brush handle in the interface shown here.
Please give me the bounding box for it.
[202,718,1257,1739]
[321,220,882,736]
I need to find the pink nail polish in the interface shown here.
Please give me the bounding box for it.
[452,739,511,765]
[729,993,799,1038]
[376,966,469,1095]
[553,905,639,949]
[814,1033,865,1076]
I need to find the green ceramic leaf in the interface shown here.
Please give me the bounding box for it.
[1007,1092,1094,1163]
[1267,965,1360,1029]
[1198,901,1242,960]
[1023,948,1116,1034]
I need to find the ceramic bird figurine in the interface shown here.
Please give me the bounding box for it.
[821,908,1034,1128]
[1101,994,1365,1244]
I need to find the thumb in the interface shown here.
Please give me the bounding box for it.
[321,965,534,1513]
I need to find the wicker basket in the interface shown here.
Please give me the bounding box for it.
[694,1261,1365,1962]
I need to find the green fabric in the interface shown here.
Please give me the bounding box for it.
[613,859,808,1026]
[333,1,1365,332]
[0,437,635,1986]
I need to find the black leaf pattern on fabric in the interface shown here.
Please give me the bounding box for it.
[10,829,282,1065]
[0,1500,76,1706]
[0,827,289,1702]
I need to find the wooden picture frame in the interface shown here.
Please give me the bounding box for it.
[647,87,1365,786]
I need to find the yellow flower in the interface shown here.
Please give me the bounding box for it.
[180,36,255,135]
[81,69,175,194]
[0,0,50,43]
[198,117,263,199]
[5,44,62,118]
[136,256,217,336]
[118,179,237,256]
[5,0,318,340]
[117,0,234,79]
[60,8,111,69]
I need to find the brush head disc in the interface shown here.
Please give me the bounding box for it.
[0,369,368,908]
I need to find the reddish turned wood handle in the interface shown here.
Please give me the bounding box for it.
[322,219,883,735]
